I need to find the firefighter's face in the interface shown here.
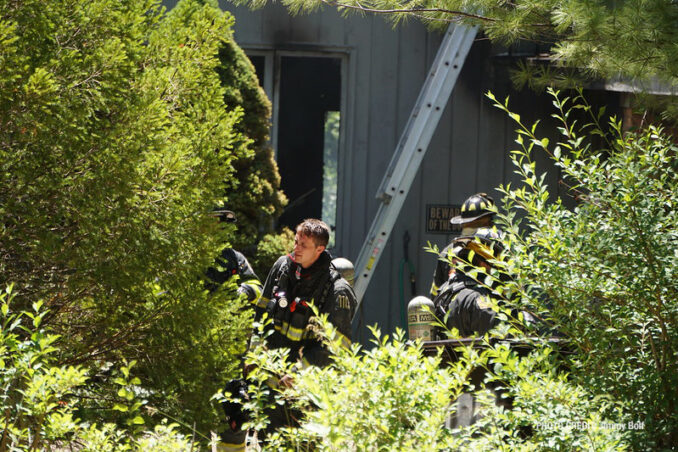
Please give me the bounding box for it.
[293,232,325,269]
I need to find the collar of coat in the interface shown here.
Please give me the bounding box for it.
[287,250,332,281]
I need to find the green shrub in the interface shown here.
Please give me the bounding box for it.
[0,285,197,451]
[250,227,295,278]
[0,0,256,432]
[240,317,471,450]
[236,314,628,450]
[489,88,678,449]
[215,36,288,260]
[458,343,629,451]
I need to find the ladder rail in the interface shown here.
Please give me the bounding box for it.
[353,24,478,316]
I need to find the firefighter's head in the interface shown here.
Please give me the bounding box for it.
[450,193,497,233]
[293,219,330,268]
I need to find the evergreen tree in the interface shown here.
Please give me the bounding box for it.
[0,0,264,429]
[215,35,289,275]
[235,0,678,89]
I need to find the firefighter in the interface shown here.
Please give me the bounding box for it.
[206,209,262,303]
[430,193,501,298]
[433,227,504,337]
[219,219,356,450]
[255,219,356,366]
[207,210,264,452]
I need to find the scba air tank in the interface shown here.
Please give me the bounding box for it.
[407,296,435,341]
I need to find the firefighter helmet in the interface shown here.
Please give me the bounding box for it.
[331,257,355,287]
[450,193,497,225]
[211,209,237,223]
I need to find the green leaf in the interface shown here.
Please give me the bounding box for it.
[131,415,145,425]
[113,403,129,412]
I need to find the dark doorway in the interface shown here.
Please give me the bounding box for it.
[248,55,265,87]
[277,56,342,232]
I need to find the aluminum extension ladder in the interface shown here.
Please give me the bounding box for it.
[352,23,478,317]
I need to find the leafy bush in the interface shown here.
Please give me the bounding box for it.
[250,227,296,278]
[240,318,470,450]
[236,315,628,450]
[215,35,288,260]
[0,285,196,451]
[0,0,257,431]
[489,88,678,449]
[459,343,629,451]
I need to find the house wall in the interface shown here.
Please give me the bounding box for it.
[163,1,622,342]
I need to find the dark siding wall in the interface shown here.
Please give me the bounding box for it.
[163,1,621,342]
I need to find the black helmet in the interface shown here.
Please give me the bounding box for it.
[450,193,497,225]
[211,209,237,223]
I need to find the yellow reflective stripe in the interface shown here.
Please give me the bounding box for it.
[335,330,351,349]
[215,442,246,452]
[430,282,439,297]
[285,325,304,341]
[256,295,269,309]
[248,282,263,296]
[274,321,291,336]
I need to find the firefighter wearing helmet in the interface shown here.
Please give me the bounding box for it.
[206,209,263,303]
[218,219,357,451]
[432,226,504,337]
[429,193,501,298]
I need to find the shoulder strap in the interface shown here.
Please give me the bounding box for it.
[273,259,291,294]
[314,268,341,310]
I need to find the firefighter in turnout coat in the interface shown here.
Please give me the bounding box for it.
[206,209,263,303]
[433,227,504,338]
[430,193,500,298]
[218,219,356,451]
[254,219,356,430]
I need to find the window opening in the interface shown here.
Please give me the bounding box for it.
[276,56,342,240]
[322,111,340,248]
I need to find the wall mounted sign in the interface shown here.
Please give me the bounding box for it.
[426,204,462,234]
